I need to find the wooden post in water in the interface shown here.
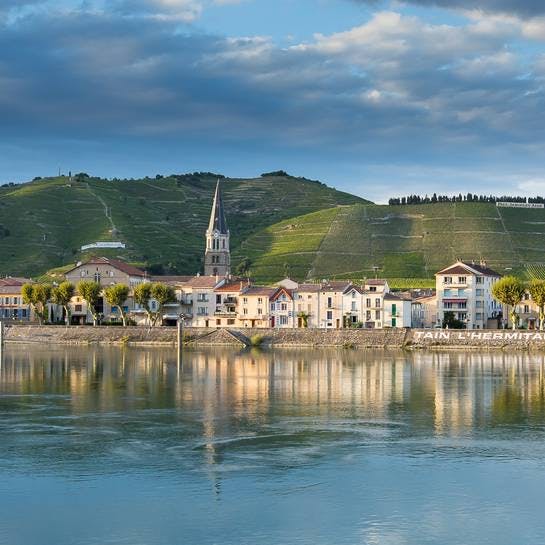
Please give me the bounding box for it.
[177,316,183,369]
[0,320,4,367]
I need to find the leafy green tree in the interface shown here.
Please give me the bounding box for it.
[235,258,252,277]
[77,280,102,326]
[134,283,153,325]
[51,281,75,325]
[104,284,130,326]
[151,283,176,326]
[21,283,52,325]
[442,310,465,329]
[491,276,526,330]
[528,279,545,331]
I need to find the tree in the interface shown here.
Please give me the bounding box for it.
[491,276,526,330]
[297,311,309,328]
[77,280,102,326]
[150,283,176,326]
[104,284,130,326]
[21,283,52,325]
[528,279,545,331]
[442,311,464,329]
[235,258,252,277]
[51,281,75,325]
[134,283,153,325]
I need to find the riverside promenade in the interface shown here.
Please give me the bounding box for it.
[3,325,545,350]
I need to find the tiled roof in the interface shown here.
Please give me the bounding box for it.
[296,284,321,293]
[215,280,250,293]
[319,281,352,292]
[461,261,501,277]
[344,285,363,294]
[242,286,278,297]
[65,257,146,277]
[271,287,294,301]
[0,277,31,287]
[384,293,411,301]
[183,275,224,288]
[366,279,387,285]
[436,261,500,277]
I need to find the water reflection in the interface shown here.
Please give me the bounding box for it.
[2,346,545,545]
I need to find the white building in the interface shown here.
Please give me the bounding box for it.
[435,261,502,329]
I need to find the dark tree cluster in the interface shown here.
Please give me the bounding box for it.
[388,193,545,205]
[261,170,289,177]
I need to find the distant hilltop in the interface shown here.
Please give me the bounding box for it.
[2,171,545,288]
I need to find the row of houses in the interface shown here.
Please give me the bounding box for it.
[0,257,412,328]
[4,256,545,330]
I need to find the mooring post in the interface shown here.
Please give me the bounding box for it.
[0,320,4,368]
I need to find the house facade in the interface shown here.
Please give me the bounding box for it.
[435,261,502,329]
[0,277,33,322]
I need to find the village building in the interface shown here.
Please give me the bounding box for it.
[435,260,502,329]
[270,287,296,328]
[0,277,33,321]
[239,286,277,328]
[411,295,438,328]
[383,293,412,328]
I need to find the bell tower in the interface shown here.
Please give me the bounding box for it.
[204,180,230,277]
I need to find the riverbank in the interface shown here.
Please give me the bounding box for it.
[3,325,545,350]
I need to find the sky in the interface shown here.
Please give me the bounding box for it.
[1,0,545,202]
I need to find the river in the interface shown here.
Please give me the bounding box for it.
[1,345,545,545]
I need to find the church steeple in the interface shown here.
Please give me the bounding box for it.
[204,180,230,277]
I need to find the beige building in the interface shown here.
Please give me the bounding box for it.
[411,295,438,328]
[238,286,276,328]
[0,277,33,322]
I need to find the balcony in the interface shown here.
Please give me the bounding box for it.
[215,305,236,316]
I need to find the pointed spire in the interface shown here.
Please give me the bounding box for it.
[207,179,228,234]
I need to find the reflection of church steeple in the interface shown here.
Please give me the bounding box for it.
[204,180,230,277]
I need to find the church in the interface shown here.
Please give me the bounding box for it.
[203,181,230,277]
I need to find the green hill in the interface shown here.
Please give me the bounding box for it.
[0,173,366,277]
[235,201,545,287]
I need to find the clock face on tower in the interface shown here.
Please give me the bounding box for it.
[213,231,219,239]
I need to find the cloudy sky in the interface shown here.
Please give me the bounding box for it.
[1,0,544,202]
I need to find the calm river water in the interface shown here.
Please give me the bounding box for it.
[1,345,545,545]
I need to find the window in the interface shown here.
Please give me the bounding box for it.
[392,304,397,316]
[258,298,263,304]
[375,298,380,307]
[216,294,221,304]
[327,311,333,320]
[258,308,262,315]
[216,319,221,326]
[375,310,380,320]
[243,308,248,315]
[280,316,288,325]
[366,311,371,321]
[476,277,483,284]
[458,276,466,284]
[227,319,235,325]
[243,297,248,304]
[366,298,371,307]
[94,272,101,282]
[476,312,483,320]
[351,301,357,311]
[75,304,82,312]
[369,286,377,292]
[327,297,333,308]
[476,289,484,296]
[281,303,287,311]
[476,301,483,308]
[524,305,530,314]
[198,307,208,316]
[443,276,452,284]
[352,291,356,299]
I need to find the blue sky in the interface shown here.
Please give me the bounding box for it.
[1,0,545,202]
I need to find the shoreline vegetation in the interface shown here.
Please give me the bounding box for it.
[4,325,545,351]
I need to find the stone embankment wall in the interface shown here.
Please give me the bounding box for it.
[4,325,545,350]
[2,325,408,348]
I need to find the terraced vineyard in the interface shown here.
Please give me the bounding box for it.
[0,173,365,277]
[234,202,545,283]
